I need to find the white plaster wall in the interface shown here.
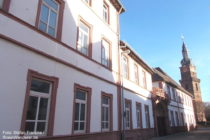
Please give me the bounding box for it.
[0,40,119,137]
[124,90,154,129]
[9,0,38,26]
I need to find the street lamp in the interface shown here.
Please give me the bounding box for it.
[120,46,130,140]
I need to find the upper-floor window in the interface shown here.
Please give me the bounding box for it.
[122,56,129,79]
[101,40,110,67]
[0,0,4,8]
[142,70,147,89]
[134,64,139,84]
[125,100,132,130]
[175,111,179,126]
[145,105,150,128]
[38,0,59,37]
[77,21,90,56]
[36,0,64,40]
[167,85,171,99]
[103,2,109,24]
[136,103,142,128]
[101,94,112,131]
[172,88,176,100]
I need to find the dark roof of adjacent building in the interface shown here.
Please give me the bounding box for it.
[153,67,193,97]
[120,40,154,74]
[110,0,125,13]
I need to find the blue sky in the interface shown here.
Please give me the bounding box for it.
[120,0,210,102]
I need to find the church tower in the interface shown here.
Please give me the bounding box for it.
[179,41,206,123]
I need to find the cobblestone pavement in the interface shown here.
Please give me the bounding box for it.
[150,128,210,140]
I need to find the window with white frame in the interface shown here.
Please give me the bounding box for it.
[103,2,109,23]
[122,56,128,78]
[142,70,147,89]
[170,111,175,126]
[74,89,87,133]
[24,78,52,135]
[145,105,150,128]
[78,21,90,56]
[38,0,59,37]
[101,40,110,67]
[101,96,111,131]
[181,113,184,126]
[175,111,179,126]
[0,0,4,8]
[125,101,131,129]
[134,64,139,84]
[167,85,171,99]
[136,103,142,128]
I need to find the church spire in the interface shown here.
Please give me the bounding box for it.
[181,40,192,66]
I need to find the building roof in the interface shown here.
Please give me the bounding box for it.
[153,67,193,97]
[120,40,154,74]
[110,0,125,14]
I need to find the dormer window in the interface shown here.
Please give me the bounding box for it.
[103,2,109,24]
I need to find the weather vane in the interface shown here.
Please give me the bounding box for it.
[181,34,185,41]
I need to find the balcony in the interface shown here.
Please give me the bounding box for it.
[152,87,167,98]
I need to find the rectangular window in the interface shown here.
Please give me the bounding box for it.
[38,0,59,37]
[136,103,142,128]
[101,95,112,131]
[167,85,171,99]
[181,113,184,126]
[134,64,139,84]
[125,100,132,130]
[24,78,52,135]
[122,56,128,79]
[74,89,87,133]
[0,0,4,8]
[101,40,110,67]
[142,70,147,89]
[175,111,179,126]
[172,88,176,101]
[145,105,150,128]
[103,2,109,23]
[77,21,90,56]
[170,111,175,127]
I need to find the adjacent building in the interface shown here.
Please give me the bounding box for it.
[179,42,206,123]
[152,68,196,136]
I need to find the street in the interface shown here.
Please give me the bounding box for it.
[150,128,210,140]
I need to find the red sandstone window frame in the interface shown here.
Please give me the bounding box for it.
[103,1,110,24]
[35,0,65,41]
[134,64,139,84]
[144,105,150,129]
[101,92,113,132]
[0,0,11,12]
[20,70,59,136]
[125,99,133,130]
[122,55,129,79]
[72,84,92,134]
[136,102,142,129]
[76,17,93,58]
[142,70,147,89]
[101,37,112,69]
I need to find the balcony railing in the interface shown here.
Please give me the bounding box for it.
[152,87,166,98]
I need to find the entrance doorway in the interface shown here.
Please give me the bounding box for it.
[156,103,167,136]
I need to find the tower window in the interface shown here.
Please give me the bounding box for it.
[185,84,188,90]
[195,83,198,91]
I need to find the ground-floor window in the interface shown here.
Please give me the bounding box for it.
[101,93,113,131]
[125,99,132,130]
[73,84,91,134]
[21,70,58,136]
[136,102,142,128]
[145,105,150,128]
